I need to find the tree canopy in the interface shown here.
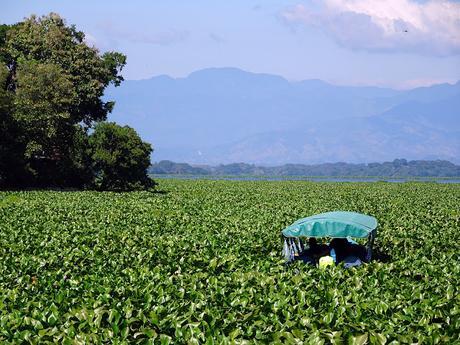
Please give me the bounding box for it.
[4,14,126,125]
[0,13,153,190]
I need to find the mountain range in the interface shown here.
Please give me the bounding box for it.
[105,67,460,164]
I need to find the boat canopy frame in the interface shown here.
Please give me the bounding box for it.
[282,211,377,263]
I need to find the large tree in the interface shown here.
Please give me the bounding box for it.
[0,14,128,187]
[4,13,126,125]
[0,64,26,185]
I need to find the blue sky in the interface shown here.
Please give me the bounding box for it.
[2,0,460,89]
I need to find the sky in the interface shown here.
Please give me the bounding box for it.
[2,0,460,89]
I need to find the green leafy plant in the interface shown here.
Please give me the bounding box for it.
[0,180,459,343]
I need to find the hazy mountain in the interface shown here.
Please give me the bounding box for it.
[379,95,460,132]
[105,68,460,164]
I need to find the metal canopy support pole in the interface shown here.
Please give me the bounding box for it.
[365,229,376,262]
[282,236,297,263]
[290,238,298,257]
[296,238,303,254]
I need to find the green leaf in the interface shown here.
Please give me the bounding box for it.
[348,333,368,345]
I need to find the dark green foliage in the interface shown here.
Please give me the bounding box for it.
[0,24,12,65]
[0,64,27,186]
[13,61,78,186]
[0,14,151,190]
[89,122,153,191]
[5,13,125,125]
[0,181,459,342]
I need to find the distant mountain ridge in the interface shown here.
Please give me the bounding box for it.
[105,67,460,164]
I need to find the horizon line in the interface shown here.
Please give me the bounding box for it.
[124,66,459,91]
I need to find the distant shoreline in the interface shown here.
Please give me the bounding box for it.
[150,174,460,184]
[150,159,460,178]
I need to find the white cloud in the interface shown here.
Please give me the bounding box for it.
[281,0,460,55]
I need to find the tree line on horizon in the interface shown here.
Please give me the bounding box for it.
[150,159,460,177]
[0,13,153,190]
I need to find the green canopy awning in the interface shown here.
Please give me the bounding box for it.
[282,211,377,239]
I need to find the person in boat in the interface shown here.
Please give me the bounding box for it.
[300,237,330,264]
[309,238,330,258]
[330,238,367,266]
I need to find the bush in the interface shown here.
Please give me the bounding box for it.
[89,122,154,191]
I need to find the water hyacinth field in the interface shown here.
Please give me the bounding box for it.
[0,180,459,344]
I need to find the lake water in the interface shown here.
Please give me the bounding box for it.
[151,174,460,184]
